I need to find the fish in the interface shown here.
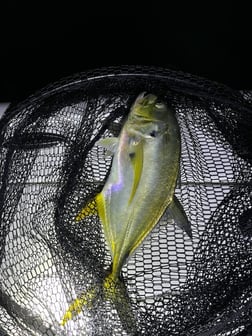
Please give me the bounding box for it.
[61,92,191,329]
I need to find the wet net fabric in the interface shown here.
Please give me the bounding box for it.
[0,66,251,336]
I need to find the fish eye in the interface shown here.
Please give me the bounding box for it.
[149,130,157,137]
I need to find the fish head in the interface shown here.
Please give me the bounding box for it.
[130,92,169,123]
[127,92,179,139]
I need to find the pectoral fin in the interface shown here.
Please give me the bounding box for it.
[128,142,143,204]
[96,137,119,156]
[168,196,192,238]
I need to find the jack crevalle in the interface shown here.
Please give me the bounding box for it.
[61,92,191,329]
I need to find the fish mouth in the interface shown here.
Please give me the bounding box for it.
[132,92,169,123]
[132,93,160,120]
[136,92,157,105]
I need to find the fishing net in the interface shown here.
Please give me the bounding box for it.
[0,66,251,336]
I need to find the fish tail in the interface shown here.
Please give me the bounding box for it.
[103,272,138,334]
[60,287,96,326]
[61,273,137,333]
[60,273,118,327]
[103,272,117,298]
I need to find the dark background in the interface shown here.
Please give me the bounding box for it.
[0,3,251,103]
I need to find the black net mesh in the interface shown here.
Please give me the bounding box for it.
[0,66,251,336]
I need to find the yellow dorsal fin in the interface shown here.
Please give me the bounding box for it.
[128,141,143,204]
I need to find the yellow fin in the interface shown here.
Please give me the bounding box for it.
[103,273,117,300]
[95,193,106,225]
[60,274,116,327]
[96,193,116,255]
[128,142,143,204]
[103,272,138,334]
[60,288,96,326]
[75,199,97,221]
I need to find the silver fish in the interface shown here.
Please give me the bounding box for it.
[94,92,191,280]
[61,92,191,328]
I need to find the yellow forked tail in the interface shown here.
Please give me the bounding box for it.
[60,288,96,326]
[60,274,137,333]
[60,274,119,326]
